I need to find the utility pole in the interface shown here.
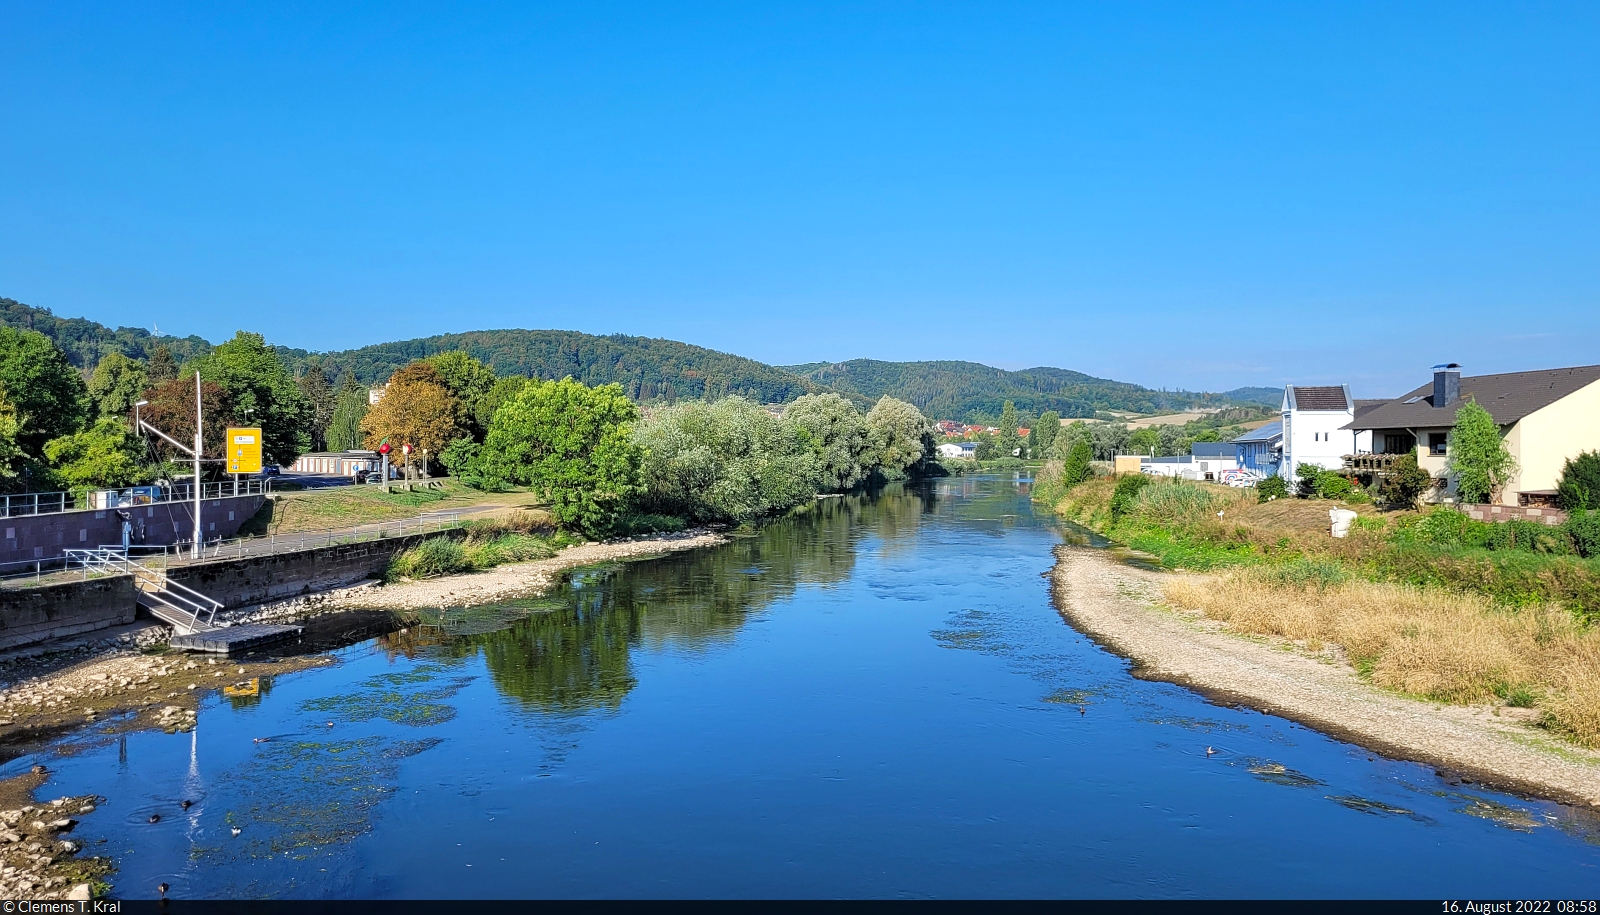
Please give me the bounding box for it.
[135,374,207,560]
[193,371,203,559]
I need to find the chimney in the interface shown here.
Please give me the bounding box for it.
[1432,363,1461,407]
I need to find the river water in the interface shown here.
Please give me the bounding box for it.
[12,477,1600,898]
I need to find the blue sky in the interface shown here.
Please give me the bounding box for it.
[2,2,1596,396]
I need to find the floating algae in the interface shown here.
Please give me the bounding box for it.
[1452,796,1543,832]
[1243,760,1323,788]
[414,597,568,638]
[299,665,475,728]
[1327,795,1429,821]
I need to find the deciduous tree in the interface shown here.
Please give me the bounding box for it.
[327,377,369,453]
[297,360,335,452]
[88,353,148,422]
[785,393,871,491]
[866,396,935,477]
[45,419,153,491]
[360,364,463,460]
[479,378,643,537]
[192,332,313,466]
[1447,400,1516,504]
[0,326,89,456]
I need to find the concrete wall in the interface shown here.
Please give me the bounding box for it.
[0,576,137,650]
[0,494,264,568]
[1460,503,1569,527]
[165,529,465,610]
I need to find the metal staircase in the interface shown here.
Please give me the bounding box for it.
[64,548,222,635]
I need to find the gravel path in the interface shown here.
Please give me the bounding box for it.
[1051,544,1600,809]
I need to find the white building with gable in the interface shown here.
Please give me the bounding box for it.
[1281,385,1372,482]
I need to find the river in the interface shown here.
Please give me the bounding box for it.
[10,476,1600,898]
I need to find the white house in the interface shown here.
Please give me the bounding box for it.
[1281,386,1372,482]
[938,442,978,460]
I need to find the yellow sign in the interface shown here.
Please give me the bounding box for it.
[226,427,263,474]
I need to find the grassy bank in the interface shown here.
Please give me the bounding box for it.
[1037,472,1600,746]
[239,479,541,536]
[385,511,581,580]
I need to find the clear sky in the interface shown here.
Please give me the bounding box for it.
[2,2,1596,396]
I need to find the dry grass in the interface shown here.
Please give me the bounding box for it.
[1166,568,1600,747]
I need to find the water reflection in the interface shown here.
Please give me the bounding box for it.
[404,484,944,714]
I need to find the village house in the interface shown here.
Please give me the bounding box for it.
[1231,421,1283,478]
[937,442,978,460]
[1279,385,1375,483]
[1344,363,1600,506]
[290,450,384,477]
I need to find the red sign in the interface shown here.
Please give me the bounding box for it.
[402,443,412,455]
[378,442,391,455]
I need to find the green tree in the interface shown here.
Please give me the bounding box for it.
[297,360,336,452]
[633,396,821,523]
[1378,451,1433,509]
[425,351,499,438]
[327,377,369,453]
[996,401,1021,458]
[784,393,871,491]
[1034,411,1061,457]
[475,376,530,433]
[866,396,936,477]
[1447,400,1516,504]
[1557,451,1600,512]
[140,377,235,472]
[0,395,31,493]
[0,326,89,457]
[193,331,314,466]
[1052,421,1092,461]
[1128,428,1160,456]
[87,352,149,422]
[1062,439,1093,486]
[44,419,153,491]
[480,378,643,537]
[147,344,178,384]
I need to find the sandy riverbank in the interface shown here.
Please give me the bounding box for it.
[1050,544,1600,809]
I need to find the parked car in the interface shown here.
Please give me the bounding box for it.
[262,465,280,477]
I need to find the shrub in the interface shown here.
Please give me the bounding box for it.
[1313,471,1354,501]
[1062,440,1093,487]
[1109,474,1152,520]
[1128,479,1227,529]
[1378,451,1433,509]
[1558,451,1600,512]
[1256,475,1289,502]
[1447,399,1517,504]
[1391,508,1492,548]
[1567,510,1600,559]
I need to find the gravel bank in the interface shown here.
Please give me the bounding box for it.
[1051,544,1600,809]
[266,527,729,615]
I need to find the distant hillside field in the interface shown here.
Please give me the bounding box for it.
[783,359,1246,423]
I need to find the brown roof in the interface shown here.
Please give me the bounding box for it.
[1287,385,1350,412]
[1347,364,1600,430]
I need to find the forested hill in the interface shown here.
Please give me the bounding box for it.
[1221,386,1283,407]
[782,359,1243,422]
[312,330,824,404]
[0,298,212,368]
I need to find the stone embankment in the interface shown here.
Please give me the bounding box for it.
[1050,544,1600,809]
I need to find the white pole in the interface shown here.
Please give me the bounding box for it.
[192,371,203,560]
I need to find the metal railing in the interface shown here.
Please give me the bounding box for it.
[0,479,272,519]
[63,548,223,634]
[0,511,462,589]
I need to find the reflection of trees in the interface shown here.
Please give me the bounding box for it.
[440,484,938,714]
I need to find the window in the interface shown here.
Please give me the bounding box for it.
[1429,433,1448,455]
[1383,433,1416,455]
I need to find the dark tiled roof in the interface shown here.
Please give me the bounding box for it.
[1347,364,1600,430]
[1288,385,1350,412]
[1190,442,1233,458]
[1232,421,1282,444]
